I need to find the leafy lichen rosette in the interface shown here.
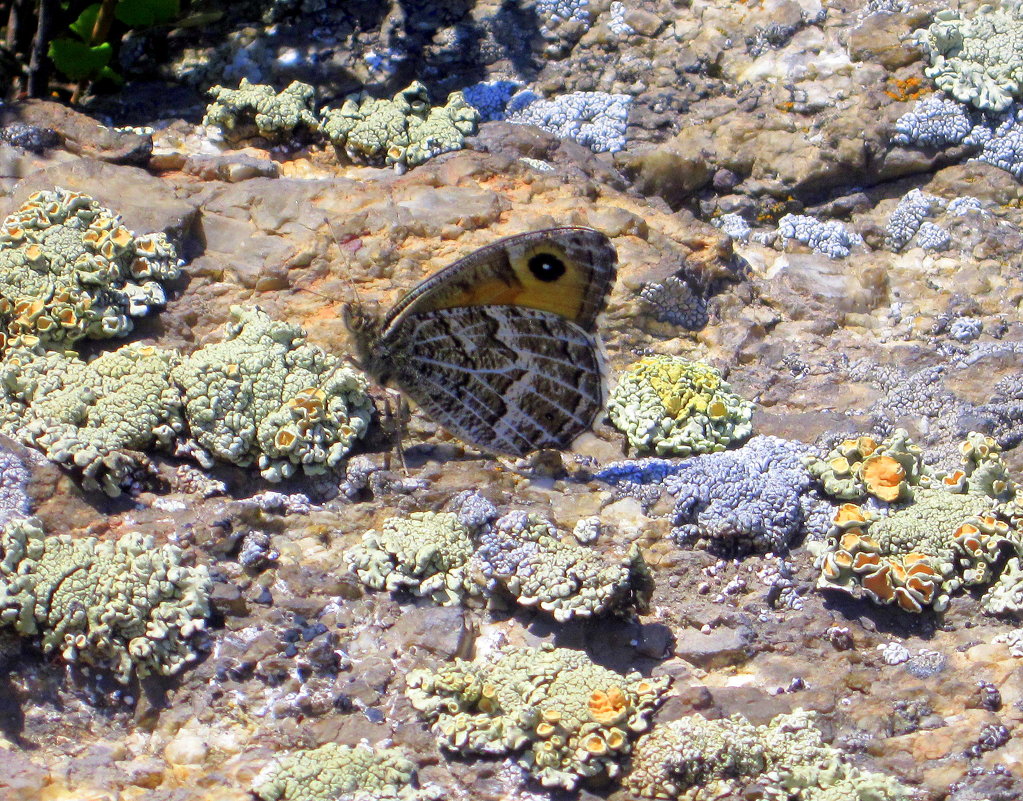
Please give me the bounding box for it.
[322,81,480,171]
[0,516,211,682]
[608,355,754,456]
[0,341,184,496]
[204,78,320,143]
[172,306,373,482]
[346,511,481,606]
[809,431,1023,613]
[406,643,670,789]
[0,187,179,349]
[253,741,441,801]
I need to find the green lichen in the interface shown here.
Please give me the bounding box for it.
[346,511,481,606]
[0,341,183,496]
[204,79,320,143]
[172,306,373,482]
[809,431,1023,613]
[0,188,179,349]
[627,710,910,801]
[322,81,480,172]
[608,355,754,456]
[253,741,441,801]
[916,6,1023,112]
[477,511,653,622]
[406,643,670,790]
[0,516,210,683]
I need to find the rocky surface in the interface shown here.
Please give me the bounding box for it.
[0,0,1022,799]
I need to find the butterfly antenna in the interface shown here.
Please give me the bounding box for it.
[322,216,365,310]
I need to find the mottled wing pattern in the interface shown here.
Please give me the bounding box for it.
[381,227,617,333]
[382,305,606,456]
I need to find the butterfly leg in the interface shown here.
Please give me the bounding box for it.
[381,388,411,476]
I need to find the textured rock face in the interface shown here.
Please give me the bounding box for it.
[4,0,1023,798]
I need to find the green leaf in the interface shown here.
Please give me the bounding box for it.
[48,38,112,81]
[116,0,180,27]
[69,4,102,41]
[98,64,125,85]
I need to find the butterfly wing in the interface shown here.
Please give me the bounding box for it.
[384,305,606,456]
[380,227,617,336]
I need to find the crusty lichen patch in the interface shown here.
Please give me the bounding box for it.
[608,355,753,456]
[406,643,670,789]
[253,741,441,801]
[172,305,373,482]
[0,187,179,350]
[0,516,210,682]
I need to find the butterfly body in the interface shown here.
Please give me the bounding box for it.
[345,227,617,456]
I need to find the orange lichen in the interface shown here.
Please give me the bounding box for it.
[884,76,928,102]
[861,454,906,502]
[834,503,868,526]
[861,565,895,601]
[589,686,629,724]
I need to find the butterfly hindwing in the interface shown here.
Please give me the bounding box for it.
[380,227,616,336]
[384,305,606,456]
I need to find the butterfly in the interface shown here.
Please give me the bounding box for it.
[343,227,618,457]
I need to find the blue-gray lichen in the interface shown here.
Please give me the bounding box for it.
[322,81,480,172]
[506,91,630,153]
[0,188,179,349]
[665,436,828,555]
[608,356,754,457]
[204,79,320,143]
[0,516,210,682]
[406,643,670,789]
[0,443,30,526]
[777,214,863,258]
[0,341,183,496]
[172,306,372,482]
[253,741,441,801]
[476,511,652,621]
[598,437,833,556]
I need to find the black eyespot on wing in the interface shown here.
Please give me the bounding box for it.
[528,252,566,282]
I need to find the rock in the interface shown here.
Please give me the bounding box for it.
[674,625,753,669]
[164,733,209,766]
[0,749,46,801]
[391,605,474,659]
[0,99,151,165]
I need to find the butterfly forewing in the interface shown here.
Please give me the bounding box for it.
[382,305,606,456]
[380,227,617,335]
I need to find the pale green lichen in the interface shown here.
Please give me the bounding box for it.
[172,306,373,482]
[809,431,1023,613]
[346,511,481,606]
[204,79,320,143]
[0,341,183,496]
[0,187,179,349]
[476,511,653,621]
[915,6,1023,113]
[253,741,441,801]
[627,710,910,800]
[982,555,1023,615]
[322,81,480,172]
[406,643,670,790]
[608,356,753,456]
[0,516,210,683]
